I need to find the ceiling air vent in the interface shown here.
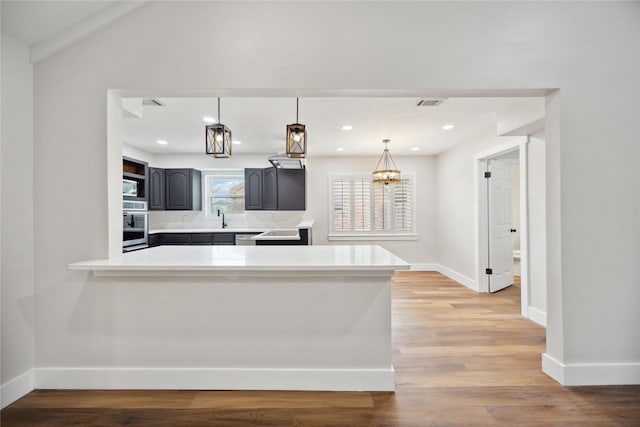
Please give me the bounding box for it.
[142,98,165,107]
[416,99,445,107]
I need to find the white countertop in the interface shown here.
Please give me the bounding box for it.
[149,228,265,234]
[149,220,314,235]
[69,245,409,273]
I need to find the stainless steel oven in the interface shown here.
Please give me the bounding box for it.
[123,200,148,251]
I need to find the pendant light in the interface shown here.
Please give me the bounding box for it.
[205,98,232,158]
[286,97,307,158]
[372,139,401,185]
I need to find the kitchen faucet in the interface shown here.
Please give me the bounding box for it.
[217,209,227,229]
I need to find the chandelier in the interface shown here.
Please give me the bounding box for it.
[372,139,400,185]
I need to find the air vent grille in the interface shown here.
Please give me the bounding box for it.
[142,98,165,107]
[416,99,445,107]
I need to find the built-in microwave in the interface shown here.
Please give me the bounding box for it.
[123,179,138,197]
[123,200,148,251]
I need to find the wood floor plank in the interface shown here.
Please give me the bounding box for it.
[3,272,640,426]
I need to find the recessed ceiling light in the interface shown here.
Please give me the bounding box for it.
[156,140,168,145]
[233,140,242,145]
[442,124,455,130]
[411,147,420,151]
[336,147,345,152]
[341,125,353,131]
[203,116,216,124]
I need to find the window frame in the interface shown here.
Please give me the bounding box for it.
[203,170,246,220]
[328,173,417,241]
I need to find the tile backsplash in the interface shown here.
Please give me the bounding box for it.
[149,210,307,230]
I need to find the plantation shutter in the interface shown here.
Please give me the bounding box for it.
[353,178,371,231]
[331,174,414,234]
[332,178,351,232]
[394,178,412,231]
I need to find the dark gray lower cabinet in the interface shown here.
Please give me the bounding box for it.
[149,232,236,246]
[191,233,214,245]
[212,233,235,245]
[149,230,311,246]
[148,234,162,247]
[161,233,192,245]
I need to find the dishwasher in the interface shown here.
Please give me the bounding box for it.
[235,234,258,245]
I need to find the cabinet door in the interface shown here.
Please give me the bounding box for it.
[148,233,162,247]
[263,167,278,210]
[148,167,165,210]
[277,169,306,210]
[165,169,192,210]
[191,233,213,245]
[213,233,235,245]
[244,168,263,210]
[162,233,191,245]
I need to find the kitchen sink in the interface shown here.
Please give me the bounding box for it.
[253,229,300,240]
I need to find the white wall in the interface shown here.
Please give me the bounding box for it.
[435,132,522,282]
[30,1,640,386]
[306,155,436,265]
[1,34,35,403]
[528,131,547,316]
[123,142,155,165]
[435,132,547,319]
[512,165,520,252]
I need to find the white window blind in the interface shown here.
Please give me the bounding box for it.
[331,175,414,234]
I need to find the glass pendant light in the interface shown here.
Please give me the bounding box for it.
[372,139,401,185]
[286,97,307,158]
[205,98,232,158]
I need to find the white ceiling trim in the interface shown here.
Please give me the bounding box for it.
[30,1,148,64]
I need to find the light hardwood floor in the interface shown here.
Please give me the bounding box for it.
[2,272,639,426]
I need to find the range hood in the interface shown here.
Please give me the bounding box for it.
[268,154,305,169]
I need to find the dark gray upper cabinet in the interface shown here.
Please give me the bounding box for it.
[277,169,306,211]
[244,167,306,211]
[245,168,263,210]
[165,168,202,210]
[148,167,165,210]
[262,167,278,210]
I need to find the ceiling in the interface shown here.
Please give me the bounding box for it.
[123,97,535,157]
[0,2,539,157]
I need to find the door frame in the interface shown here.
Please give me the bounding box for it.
[474,137,530,317]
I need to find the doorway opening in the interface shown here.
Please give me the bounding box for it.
[475,138,531,318]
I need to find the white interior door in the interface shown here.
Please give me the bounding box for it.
[487,159,514,292]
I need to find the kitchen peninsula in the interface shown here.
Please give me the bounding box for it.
[67,245,409,391]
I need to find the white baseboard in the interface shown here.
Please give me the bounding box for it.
[409,263,437,271]
[542,353,640,385]
[433,264,479,291]
[527,307,547,327]
[34,367,395,391]
[1,369,34,409]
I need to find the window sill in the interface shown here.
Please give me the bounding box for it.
[328,233,418,241]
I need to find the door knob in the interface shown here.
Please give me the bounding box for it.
[510,228,517,233]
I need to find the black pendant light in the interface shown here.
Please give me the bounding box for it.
[372,139,401,185]
[286,97,307,158]
[205,98,232,158]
